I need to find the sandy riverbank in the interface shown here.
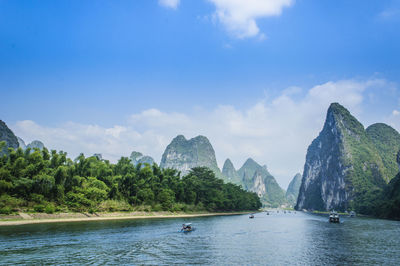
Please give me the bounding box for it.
[0,211,252,226]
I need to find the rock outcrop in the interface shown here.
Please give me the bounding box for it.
[0,120,19,155]
[222,159,241,185]
[160,135,222,178]
[286,173,302,206]
[130,151,155,167]
[237,158,286,207]
[26,140,45,151]
[296,103,395,212]
[17,137,26,150]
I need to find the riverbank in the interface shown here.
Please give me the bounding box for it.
[0,211,253,226]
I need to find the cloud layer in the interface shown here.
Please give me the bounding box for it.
[209,0,293,38]
[11,79,395,188]
[158,0,180,9]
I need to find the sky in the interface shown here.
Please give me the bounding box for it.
[1,0,400,189]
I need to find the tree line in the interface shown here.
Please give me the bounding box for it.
[0,142,261,214]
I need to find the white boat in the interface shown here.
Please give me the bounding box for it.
[329,211,340,223]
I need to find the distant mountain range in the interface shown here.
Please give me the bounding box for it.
[159,134,286,207]
[4,101,400,217]
[0,119,294,208]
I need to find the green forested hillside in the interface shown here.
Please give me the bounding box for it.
[0,142,261,214]
[366,123,400,182]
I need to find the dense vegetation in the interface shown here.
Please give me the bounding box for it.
[0,142,261,215]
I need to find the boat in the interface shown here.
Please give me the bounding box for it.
[181,223,195,232]
[249,214,255,219]
[349,211,356,217]
[329,211,340,223]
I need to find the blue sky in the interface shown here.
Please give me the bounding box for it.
[1,0,400,187]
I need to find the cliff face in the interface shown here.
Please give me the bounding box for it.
[160,135,222,178]
[17,137,26,150]
[286,173,302,206]
[237,158,286,207]
[0,120,19,155]
[296,103,390,212]
[222,159,241,185]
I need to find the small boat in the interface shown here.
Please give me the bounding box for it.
[329,211,340,223]
[349,211,356,217]
[266,212,270,215]
[249,214,255,219]
[181,223,195,232]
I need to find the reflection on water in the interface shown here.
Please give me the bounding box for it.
[1,212,400,265]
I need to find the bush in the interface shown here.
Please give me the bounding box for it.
[34,204,45,212]
[0,206,12,215]
[45,204,55,214]
[30,193,45,203]
[98,200,132,212]
[0,180,13,193]
[171,203,185,212]
[0,194,25,209]
[151,204,163,212]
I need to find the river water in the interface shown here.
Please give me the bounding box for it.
[1,212,399,265]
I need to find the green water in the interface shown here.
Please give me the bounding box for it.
[1,212,399,265]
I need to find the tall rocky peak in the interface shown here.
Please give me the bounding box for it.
[237,158,286,207]
[286,173,302,206]
[17,137,26,150]
[296,103,391,212]
[222,159,240,184]
[0,120,19,155]
[160,135,222,178]
[26,140,45,151]
[130,151,155,167]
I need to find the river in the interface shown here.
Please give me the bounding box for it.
[1,212,399,265]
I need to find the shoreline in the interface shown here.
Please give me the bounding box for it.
[0,211,253,226]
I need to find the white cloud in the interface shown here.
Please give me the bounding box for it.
[208,0,293,38]
[378,8,400,20]
[158,0,180,9]
[11,79,393,189]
